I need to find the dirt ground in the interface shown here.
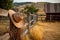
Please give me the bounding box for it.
[0,21,60,40]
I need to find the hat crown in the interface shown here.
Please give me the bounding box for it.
[12,14,22,23]
[8,10,25,28]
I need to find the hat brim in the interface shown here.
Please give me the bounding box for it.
[8,10,25,28]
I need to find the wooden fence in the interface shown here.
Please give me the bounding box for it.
[46,15,60,21]
[0,16,9,34]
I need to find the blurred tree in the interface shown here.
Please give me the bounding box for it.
[0,0,13,10]
[24,4,38,15]
[24,4,38,40]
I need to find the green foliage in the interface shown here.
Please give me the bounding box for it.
[24,4,38,14]
[0,0,13,10]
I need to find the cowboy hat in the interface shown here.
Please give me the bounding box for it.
[8,10,25,28]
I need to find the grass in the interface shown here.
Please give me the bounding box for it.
[22,21,60,40]
[0,21,60,40]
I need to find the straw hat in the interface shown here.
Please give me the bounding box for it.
[8,10,25,28]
